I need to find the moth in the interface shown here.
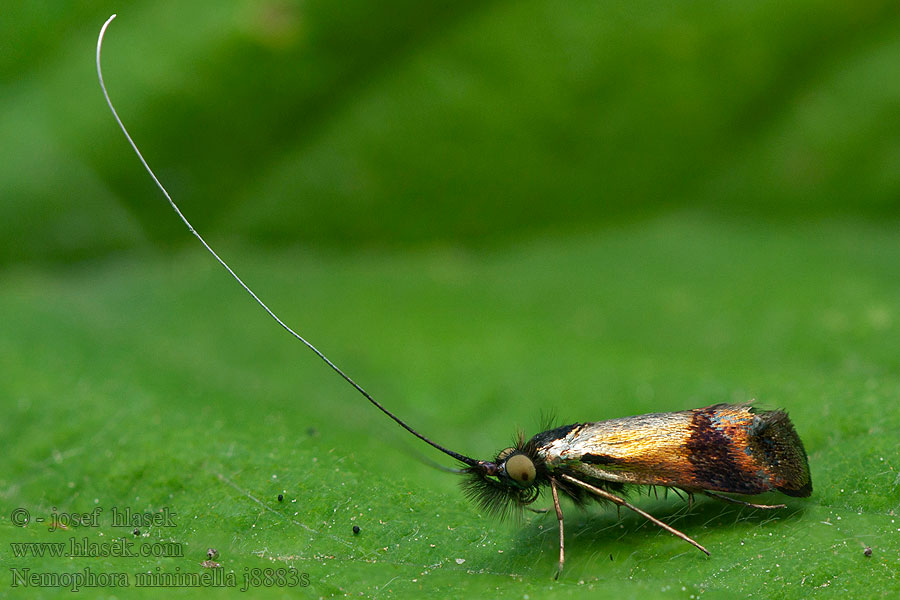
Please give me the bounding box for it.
[460,403,811,575]
[96,15,812,577]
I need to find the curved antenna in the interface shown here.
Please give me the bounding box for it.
[96,14,480,468]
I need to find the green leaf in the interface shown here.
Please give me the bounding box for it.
[2,216,898,597]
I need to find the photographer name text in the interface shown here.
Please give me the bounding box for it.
[11,506,176,531]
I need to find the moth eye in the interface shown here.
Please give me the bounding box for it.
[505,453,536,485]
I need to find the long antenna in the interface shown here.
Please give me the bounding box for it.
[96,14,480,468]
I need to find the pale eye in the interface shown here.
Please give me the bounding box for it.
[505,453,536,484]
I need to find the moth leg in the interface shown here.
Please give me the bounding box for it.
[550,477,565,579]
[560,474,710,557]
[675,489,697,510]
[703,490,785,510]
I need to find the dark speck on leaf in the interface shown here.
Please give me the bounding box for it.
[277,494,284,502]
[353,525,360,535]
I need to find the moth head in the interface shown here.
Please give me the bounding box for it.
[460,436,543,519]
[496,447,537,487]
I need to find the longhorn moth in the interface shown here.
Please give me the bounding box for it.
[96,14,811,577]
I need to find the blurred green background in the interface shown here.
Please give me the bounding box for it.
[3,0,899,264]
[3,1,900,598]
